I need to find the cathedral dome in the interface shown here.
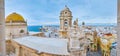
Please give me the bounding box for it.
[6,12,26,23]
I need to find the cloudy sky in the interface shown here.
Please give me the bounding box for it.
[5,0,117,25]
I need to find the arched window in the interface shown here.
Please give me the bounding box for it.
[64,19,68,26]
[64,22,68,25]
[65,12,67,14]
[20,30,24,33]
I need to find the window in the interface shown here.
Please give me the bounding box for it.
[64,19,68,26]
[64,22,68,26]
[65,12,67,14]
[20,30,24,33]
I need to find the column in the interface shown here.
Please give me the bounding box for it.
[117,0,120,56]
[15,46,20,56]
[0,0,6,56]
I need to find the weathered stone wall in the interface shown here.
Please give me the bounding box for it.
[0,0,6,56]
[117,0,120,56]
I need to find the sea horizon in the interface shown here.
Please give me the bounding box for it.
[28,23,117,32]
[28,23,117,27]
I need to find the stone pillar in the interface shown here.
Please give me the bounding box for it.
[117,0,120,56]
[15,47,20,56]
[0,0,6,56]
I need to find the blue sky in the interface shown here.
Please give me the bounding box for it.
[5,0,117,25]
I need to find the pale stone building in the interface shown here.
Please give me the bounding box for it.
[59,6,88,56]
[67,20,87,56]
[98,33,116,56]
[5,12,28,56]
[12,36,69,56]
[5,12,28,39]
[85,30,98,52]
[59,5,72,38]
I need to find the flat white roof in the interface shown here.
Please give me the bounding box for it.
[13,36,69,55]
[29,31,42,35]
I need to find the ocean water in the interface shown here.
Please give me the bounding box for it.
[28,23,117,32]
[28,26,42,32]
[85,23,117,27]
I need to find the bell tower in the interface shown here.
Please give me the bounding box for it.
[59,5,72,38]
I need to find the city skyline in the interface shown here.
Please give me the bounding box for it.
[5,0,117,25]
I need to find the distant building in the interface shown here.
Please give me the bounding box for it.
[98,33,117,56]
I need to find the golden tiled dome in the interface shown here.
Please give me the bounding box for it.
[6,12,26,23]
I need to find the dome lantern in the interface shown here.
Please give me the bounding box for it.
[60,5,72,17]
